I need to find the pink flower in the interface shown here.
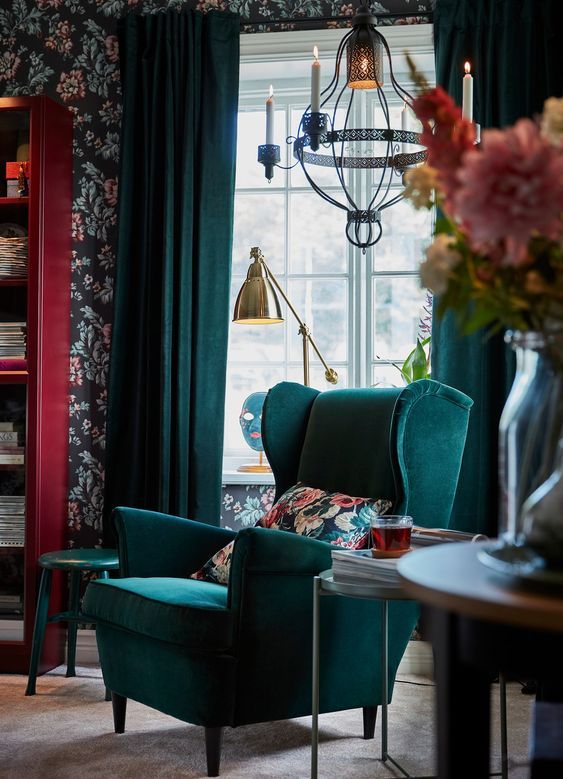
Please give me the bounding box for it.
[0,51,21,81]
[72,211,84,241]
[101,323,112,347]
[103,178,118,206]
[69,356,83,386]
[105,35,119,63]
[454,119,563,265]
[56,69,86,103]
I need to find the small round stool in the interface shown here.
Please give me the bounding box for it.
[25,549,119,697]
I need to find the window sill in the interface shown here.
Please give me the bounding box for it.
[222,469,275,486]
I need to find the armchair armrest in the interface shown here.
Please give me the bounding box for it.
[228,527,332,610]
[112,506,236,577]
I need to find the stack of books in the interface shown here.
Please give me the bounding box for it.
[331,527,488,585]
[0,236,27,278]
[0,592,23,614]
[0,495,25,546]
[0,423,24,467]
[0,322,26,359]
[331,549,403,584]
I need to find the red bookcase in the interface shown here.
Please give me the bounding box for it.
[0,97,72,673]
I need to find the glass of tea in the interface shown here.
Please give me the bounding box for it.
[370,515,413,558]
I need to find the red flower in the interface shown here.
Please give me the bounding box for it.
[412,86,460,128]
[330,494,364,508]
[291,487,324,509]
[412,86,475,208]
[258,500,287,528]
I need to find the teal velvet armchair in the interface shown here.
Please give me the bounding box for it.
[83,379,472,776]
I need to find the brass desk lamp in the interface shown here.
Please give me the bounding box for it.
[233,247,338,387]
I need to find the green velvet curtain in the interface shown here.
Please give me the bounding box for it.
[432,0,563,536]
[103,10,239,540]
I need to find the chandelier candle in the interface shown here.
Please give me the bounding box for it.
[311,47,321,113]
[265,85,274,145]
[462,62,473,121]
[401,102,408,154]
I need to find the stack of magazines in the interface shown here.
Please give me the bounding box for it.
[0,495,25,546]
[331,527,488,585]
[0,322,26,359]
[331,549,403,584]
[0,237,27,279]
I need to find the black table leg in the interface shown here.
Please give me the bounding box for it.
[428,607,491,779]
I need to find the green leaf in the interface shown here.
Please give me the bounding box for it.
[400,338,431,384]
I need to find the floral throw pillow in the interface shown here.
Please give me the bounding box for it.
[190,539,235,586]
[189,483,392,586]
[257,484,392,548]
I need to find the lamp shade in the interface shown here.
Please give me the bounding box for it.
[347,31,383,89]
[233,256,284,324]
[346,7,383,90]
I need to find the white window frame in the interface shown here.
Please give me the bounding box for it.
[224,25,435,479]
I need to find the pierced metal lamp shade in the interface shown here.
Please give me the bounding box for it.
[346,8,383,90]
[232,258,284,324]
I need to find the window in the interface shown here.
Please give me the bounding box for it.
[224,26,435,469]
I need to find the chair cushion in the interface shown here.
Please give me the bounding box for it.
[190,483,391,585]
[83,577,233,651]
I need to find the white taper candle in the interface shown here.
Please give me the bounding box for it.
[266,85,274,145]
[462,61,473,122]
[311,46,321,113]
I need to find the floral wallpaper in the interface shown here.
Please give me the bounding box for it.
[0,0,429,549]
[221,483,275,529]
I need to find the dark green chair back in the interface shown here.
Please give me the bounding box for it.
[263,379,473,529]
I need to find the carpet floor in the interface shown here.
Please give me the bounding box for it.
[1,666,532,778]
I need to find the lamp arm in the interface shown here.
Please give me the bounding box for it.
[261,257,338,385]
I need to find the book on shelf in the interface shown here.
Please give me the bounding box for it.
[0,454,24,464]
[331,528,489,585]
[0,432,20,443]
[0,422,14,432]
[0,593,23,604]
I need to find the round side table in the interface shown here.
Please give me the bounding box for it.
[25,548,119,697]
[311,569,432,779]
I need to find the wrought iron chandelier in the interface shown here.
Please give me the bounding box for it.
[257,4,427,252]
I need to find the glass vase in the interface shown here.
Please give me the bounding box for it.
[521,441,563,566]
[498,331,563,546]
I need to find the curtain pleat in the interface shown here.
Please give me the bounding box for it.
[103,10,239,539]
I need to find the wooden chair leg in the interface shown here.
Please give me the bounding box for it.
[205,726,223,777]
[363,705,378,739]
[112,692,127,733]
